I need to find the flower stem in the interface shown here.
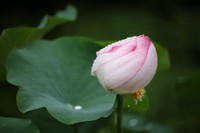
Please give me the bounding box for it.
[73,124,78,133]
[117,94,123,133]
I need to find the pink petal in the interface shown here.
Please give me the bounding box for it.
[91,37,137,76]
[97,37,134,55]
[95,36,151,90]
[114,42,158,94]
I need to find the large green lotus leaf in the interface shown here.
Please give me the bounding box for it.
[0,117,40,133]
[27,108,110,133]
[0,5,77,82]
[6,37,116,124]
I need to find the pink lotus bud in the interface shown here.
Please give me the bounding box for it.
[91,35,158,94]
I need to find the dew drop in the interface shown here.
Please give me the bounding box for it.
[74,105,82,110]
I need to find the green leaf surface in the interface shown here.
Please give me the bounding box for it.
[154,43,170,72]
[123,94,149,114]
[0,5,77,82]
[0,117,40,133]
[27,108,110,133]
[6,37,116,124]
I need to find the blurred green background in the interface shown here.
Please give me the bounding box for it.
[0,0,200,133]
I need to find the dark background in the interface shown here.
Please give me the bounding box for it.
[1,0,200,69]
[0,0,200,133]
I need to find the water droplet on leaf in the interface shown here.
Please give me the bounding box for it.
[74,105,82,110]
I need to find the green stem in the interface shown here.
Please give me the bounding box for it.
[117,94,123,133]
[73,124,78,133]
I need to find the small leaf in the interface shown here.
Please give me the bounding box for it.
[6,37,116,124]
[55,5,77,21]
[0,117,40,133]
[0,5,77,82]
[37,5,77,30]
[123,94,149,114]
[154,43,170,72]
